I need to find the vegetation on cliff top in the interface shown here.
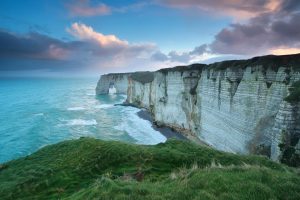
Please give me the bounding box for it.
[130,71,154,84]
[0,138,299,200]
[285,80,300,103]
[157,53,300,74]
[209,53,300,71]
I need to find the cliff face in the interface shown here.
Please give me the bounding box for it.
[271,101,300,164]
[97,54,300,161]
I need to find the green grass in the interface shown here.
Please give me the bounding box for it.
[208,54,300,71]
[130,72,154,84]
[285,80,300,103]
[0,138,299,199]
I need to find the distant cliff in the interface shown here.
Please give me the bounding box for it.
[96,73,131,95]
[96,72,154,95]
[96,54,300,164]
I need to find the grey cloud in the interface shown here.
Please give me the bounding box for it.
[280,0,300,12]
[0,31,70,59]
[151,44,210,63]
[151,51,168,61]
[0,29,156,72]
[168,51,191,63]
[210,11,300,55]
[271,13,300,42]
[190,44,208,55]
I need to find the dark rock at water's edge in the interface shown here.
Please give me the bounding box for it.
[137,110,187,140]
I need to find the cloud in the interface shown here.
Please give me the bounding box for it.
[151,44,210,63]
[0,31,73,60]
[67,0,111,17]
[0,30,87,71]
[66,0,150,17]
[155,0,300,57]
[66,22,156,58]
[156,0,282,19]
[210,10,300,55]
[67,22,128,47]
[151,51,168,61]
[190,44,209,55]
[0,23,157,73]
[270,47,300,55]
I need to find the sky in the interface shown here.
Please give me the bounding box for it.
[0,0,300,76]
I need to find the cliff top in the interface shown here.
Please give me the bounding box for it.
[130,71,154,84]
[158,63,207,74]
[102,72,132,76]
[1,137,298,199]
[158,53,300,73]
[101,53,300,77]
[209,53,300,71]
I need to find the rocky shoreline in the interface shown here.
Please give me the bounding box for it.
[137,109,187,141]
[115,102,188,141]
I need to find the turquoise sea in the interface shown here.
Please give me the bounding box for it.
[0,78,166,163]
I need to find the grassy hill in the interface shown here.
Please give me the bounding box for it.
[0,138,299,199]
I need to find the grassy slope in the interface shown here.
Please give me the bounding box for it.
[0,138,299,199]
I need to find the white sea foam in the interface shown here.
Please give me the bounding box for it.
[67,107,85,111]
[114,107,166,145]
[65,119,97,126]
[33,113,44,116]
[119,94,127,101]
[95,104,114,109]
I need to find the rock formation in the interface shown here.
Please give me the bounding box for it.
[96,54,300,162]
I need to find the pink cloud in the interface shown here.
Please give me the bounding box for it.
[67,22,128,48]
[156,0,282,19]
[65,22,158,70]
[47,44,70,60]
[67,0,111,17]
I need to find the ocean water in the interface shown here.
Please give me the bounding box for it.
[0,78,166,163]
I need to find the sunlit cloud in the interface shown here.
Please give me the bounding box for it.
[155,0,283,19]
[67,22,128,47]
[270,47,300,55]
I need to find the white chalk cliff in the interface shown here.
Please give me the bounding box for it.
[96,54,300,162]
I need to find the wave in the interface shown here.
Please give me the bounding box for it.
[65,119,97,126]
[120,94,127,99]
[95,104,114,109]
[114,107,166,145]
[67,107,85,111]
